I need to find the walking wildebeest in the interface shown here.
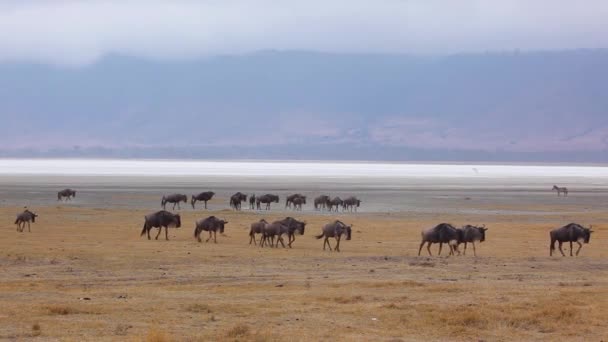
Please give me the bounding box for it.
[549,223,593,256]
[140,210,181,240]
[161,194,187,210]
[260,217,306,248]
[552,185,568,197]
[291,196,306,211]
[342,196,361,212]
[314,195,331,210]
[14,209,38,232]
[458,225,488,256]
[328,197,343,212]
[57,189,76,201]
[230,192,247,210]
[249,194,256,210]
[418,223,461,256]
[285,194,305,209]
[256,194,279,210]
[249,219,268,245]
[191,191,215,209]
[315,220,352,252]
[194,216,228,243]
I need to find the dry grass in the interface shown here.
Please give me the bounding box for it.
[0,204,607,341]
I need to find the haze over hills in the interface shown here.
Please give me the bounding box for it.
[1,49,607,162]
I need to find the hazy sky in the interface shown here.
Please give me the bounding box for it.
[1,1,607,66]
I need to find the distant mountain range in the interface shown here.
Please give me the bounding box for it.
[1,49,607,162]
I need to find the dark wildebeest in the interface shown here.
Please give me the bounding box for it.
[57,188,76,201]
[191,191,215,209]
[249,219,268,245]
[161,194,187,210]
[15,209,38,232]
[291,196,306,211]
[285,194,304,209]
[314,195,330,210]
[315,220,352,252]
[342,196,361,212]
[230,192,247,210]
[249,194,256,210]
[260,217,306,248]
[256,194,279,210]
[328,197,343,212]
[194,216,228,243]
[418,223,461,256]
[457,225,488,256]
[552,185,568,197]
[549,223,593,256]
[140,210,181,241]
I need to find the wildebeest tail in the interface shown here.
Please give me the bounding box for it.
[14,218,19,225]
[140,222,148,236]
[315,233,324,239]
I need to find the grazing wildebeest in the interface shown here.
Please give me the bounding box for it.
[256,194,279,210]
[260,217,306,248]
[194,216,228,243]
[140,210,181,241]
[328,197,343,212]
[191,191,215,209]
[342,196,361,212]
[249,194,256,210]
[418,223,461,256]
[315,220,352,252]
[458,225,488,256]
[14,209,38,232]
[285,194,305,209]
[550,223,593,256]
[230,192,247,210]
[57,189,76,201]
[161,194,187,210]
[291,196,306,211]
[249,219,267,245]
[314,195,331,210]
[552,185,568,197]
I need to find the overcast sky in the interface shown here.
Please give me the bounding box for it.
[1,0,608,66]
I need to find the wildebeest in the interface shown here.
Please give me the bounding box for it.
[57,188,76,201]
[291,196,306,211]
[342,196,361,212]
[260,217,306,248]
[230,192,247,210]
[418,223,461,256]
[256,194,279,210]
[191,191,215,209]
[552,185,568,197]
[194,216,228,243]
[285,194,305,209]
[550,223,593,256]
[328,197,343,212]
[249,194,256,210]
[140,210,181,240]
[458,225,488,256]
[249,219,267,245]
[15,209,38,232]
[314,195,331,210]
[161,194,187,210]
[315,220,352,252]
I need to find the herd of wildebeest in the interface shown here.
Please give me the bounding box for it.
[12,187,594,256]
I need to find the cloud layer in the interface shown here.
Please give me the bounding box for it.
[1,0,608,66]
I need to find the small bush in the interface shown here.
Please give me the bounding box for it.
[47,305,77,315]
[226,324,250,338]
[31,323,41,336]
[334,295,364,304]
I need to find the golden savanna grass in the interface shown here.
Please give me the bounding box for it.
[0,203,607,341]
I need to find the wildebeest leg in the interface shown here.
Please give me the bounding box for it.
[418,241,425,256]
[155,227,162,240]
[324,236,332,251]
[147,227,151,240]
[214,231,217,243]
[204,201,208,209]
[288,234,294,248]
[575,241,583,256]
[472,242,477,257]
[558,241,565,256]
[276,235,286,248]
[206,231,212,243]
[165,227,169,240]
[438,242,443,256]
[569,241,573,256]
[27,221,31,232]
[335,236,341,252]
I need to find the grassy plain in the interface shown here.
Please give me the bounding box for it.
[0,198,607,341]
